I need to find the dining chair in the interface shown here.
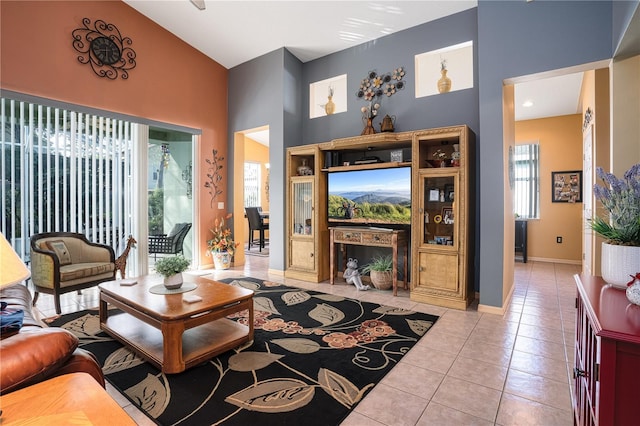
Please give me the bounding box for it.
[245,207,269,252]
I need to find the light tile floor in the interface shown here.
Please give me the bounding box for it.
[32,256,578,425]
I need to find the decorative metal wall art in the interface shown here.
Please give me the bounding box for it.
[583,107,593,131]
[72,18,136,80]
[204,149,224,207]
[356,67,406,135]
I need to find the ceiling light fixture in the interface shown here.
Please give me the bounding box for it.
[190,0,206,11]
[522,100,534,108]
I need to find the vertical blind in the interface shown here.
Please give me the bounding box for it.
[243,162,260,207]
[1,97,136,259]
[513,143,540,219]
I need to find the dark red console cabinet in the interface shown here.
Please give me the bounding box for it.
[574,274,640,426]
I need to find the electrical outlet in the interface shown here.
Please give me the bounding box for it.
[557,236,563,243]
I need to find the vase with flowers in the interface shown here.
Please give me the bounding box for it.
[207,213,240,270]
[356,68,405,135]
[325,85,335,115]
[590,164,640,288]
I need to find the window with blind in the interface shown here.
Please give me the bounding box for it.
[1,97,136,258]
[513,143,540,219]
[244,162,260,207]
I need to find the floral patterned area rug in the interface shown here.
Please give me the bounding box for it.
[47,277,438,426]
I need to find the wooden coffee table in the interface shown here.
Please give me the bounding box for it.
[0,372,136,425]
[99,275,254,374]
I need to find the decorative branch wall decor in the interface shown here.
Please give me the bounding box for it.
[72,18,136,80]
[204,149,224,207]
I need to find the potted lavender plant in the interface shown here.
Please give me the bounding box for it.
[591,164,640,288]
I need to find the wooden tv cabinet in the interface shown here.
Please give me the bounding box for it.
[285,125,475,309]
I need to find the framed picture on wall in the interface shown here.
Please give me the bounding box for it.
[552,170,582,203]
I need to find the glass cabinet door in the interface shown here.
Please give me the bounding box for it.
[420,173,457,247]
[291,179,313,236]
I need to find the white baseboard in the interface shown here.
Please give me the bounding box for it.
[527,257,582,265]
[478,303,506,316]
[478,280,514,316]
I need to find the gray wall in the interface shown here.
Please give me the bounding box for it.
[476,0,613,307]
[613,0,639,54]
[613,1,640,58]
[302,8,479,144]
[228,48,300,271]
[228,1,628,308]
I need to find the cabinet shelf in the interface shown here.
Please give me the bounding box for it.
[323,161,411,173]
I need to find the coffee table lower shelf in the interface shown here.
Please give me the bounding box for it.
[102,313,252,374]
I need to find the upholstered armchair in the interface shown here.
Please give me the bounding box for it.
[30,232,116,314]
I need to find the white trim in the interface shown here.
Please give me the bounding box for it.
[133,124,148,277]
[191,134,201,269]
[478,303,506,316]
[527,256,582,265]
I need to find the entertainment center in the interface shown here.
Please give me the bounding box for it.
[285,125,475,309]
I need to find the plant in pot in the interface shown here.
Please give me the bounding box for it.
[590,164,640,288]
[154,255,190,289]
[361,255,394,290]
[207,213,239,270]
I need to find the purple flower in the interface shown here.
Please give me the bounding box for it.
[592,163,640,245]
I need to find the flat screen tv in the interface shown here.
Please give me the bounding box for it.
[328,167,411,225]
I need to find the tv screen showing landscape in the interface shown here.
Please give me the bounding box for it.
[328,167,411,225]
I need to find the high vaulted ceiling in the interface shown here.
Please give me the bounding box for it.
[125,0,601,127]
[124,0,478,68]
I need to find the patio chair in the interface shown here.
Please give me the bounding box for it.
[148,222,192,259]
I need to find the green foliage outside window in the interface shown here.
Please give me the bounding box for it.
[148,188,164,235]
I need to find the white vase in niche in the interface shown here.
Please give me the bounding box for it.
[601,242,640,289]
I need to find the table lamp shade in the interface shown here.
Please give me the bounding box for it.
[0,233,31,288]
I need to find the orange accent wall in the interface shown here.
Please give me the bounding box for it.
[515,114,583,263]
[1,1,228,267]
